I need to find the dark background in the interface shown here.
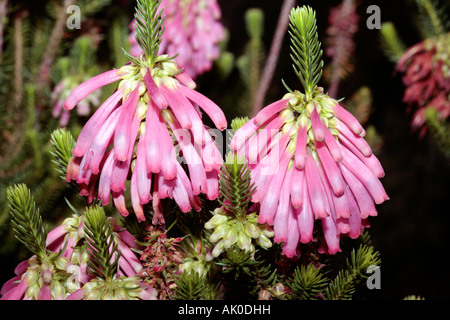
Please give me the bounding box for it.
[1,0,449,300]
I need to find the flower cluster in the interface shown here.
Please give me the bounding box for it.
[1,212,154,300]
[51,76,101,126]
[231,87,389,257]
[205,206,274,258]
[396,33,450,135]
[129,0,225,79]
[64,54,227,222]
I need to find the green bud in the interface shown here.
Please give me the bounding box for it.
[245,8,264,39]
[245,222,260,239]
[223,227,237,249]
[209,223,229,243]
[212,240,225,258]
[258,234,273,249]
[236,231,251,251]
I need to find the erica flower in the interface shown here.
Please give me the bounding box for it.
[396,34,450,134]
[129,0,225,79]
[232,88,388,257]
[1,255,73,300]
[65,0,227,222]
[231,6,388,258]
[51,36,102,126]
[46,212,146,281]
[51,76,101,127]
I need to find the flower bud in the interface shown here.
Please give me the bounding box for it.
[223,227,237,249]
[211,240,224,258]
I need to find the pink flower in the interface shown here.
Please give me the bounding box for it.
[0,255,71,300]
[129,0,226,79]
[231,88,388,257]
[51,77,101,127]
[396,36,450,135]
[1,212,147,300]
[64,55,226,222]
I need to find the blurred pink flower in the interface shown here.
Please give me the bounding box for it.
[231,88,388,257]
[396,36,450,135]
[64,56,226,222]
[129,0,225,79]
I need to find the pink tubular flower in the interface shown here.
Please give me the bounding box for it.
[129,0,225,79]
[64,54,226,222]
[396,35,450,135]
[1,212,148,300]
[231,87,388,257]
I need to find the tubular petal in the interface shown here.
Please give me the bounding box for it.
[65,69,121,110]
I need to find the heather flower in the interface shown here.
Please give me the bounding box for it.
[230,6,388,258]
[65,0,227,222]
[1,210,147,300]
[51,75,101,127]
[46,212,146,280]
[205,206,274,258]
[396,33,450,135]
[66,277,158,300]
[51,36,101,126]
[232,88,388,257]
[129,0,226,79]
[1,255,73,300]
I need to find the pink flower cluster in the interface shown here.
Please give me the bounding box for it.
[1,214,155,300]
[64,56,226,222]
[396,37,450,135]
[129,0,225,79]
[231,89,389,257]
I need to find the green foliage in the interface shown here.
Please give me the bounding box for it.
[236,8,266,115]
[6,184,47,257]
[219,153,256,216]
[415,0,449,38]
[288,264,328,300]
[49,128,76,180]
[288,6,323,97]
[83,205,120,280]
[380,22,407,63]
[425,107,450,158]
[324,245,381,300]
[132,0,164,65]
[173,270,221,300]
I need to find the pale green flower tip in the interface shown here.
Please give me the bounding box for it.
[207,213,229,227]
[211,240,224,258]
[54,256,69,271]
[258,234,273,249]
[237,231,251,251]
[26,269,40,287]
[223,228,237,249]
[209,224,229,242]
[245,223,260,239]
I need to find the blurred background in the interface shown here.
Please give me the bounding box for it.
[0,0,448,300]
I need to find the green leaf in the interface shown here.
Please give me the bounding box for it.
[133,0,165,65]
[416,0,448,38]
[49,128,76,180]
[288,264,328,300]
[288,6,324,97]
[6,184,48,258]
[218,153,256,217]
[380,22,407,63]
[83,205,120,280]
